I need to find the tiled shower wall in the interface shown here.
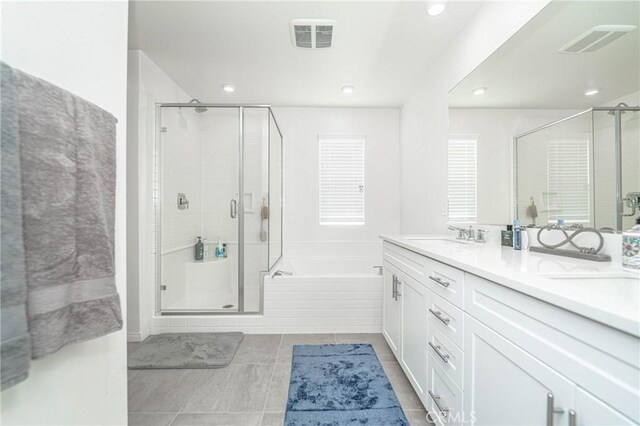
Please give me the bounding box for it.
[160,108,203,308]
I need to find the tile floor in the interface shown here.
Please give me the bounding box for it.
[128,333,431,426]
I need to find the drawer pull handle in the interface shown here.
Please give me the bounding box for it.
[429,275,450,288]
[429,308,451,325]
[428,391,449,415]
[429,342,450,363]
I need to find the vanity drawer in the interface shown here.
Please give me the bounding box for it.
[423,257,464,309]
[383,242,427,284]
[427,353,464,426]
[428,326,464,389]
[465,273,640,423]
[427,292,464,350]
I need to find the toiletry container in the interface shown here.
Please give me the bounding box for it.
[521,227,529,250]
[622,218,640,271]
[513,221,522,250]
[215,238,224,258]
[501,225,513,247]
[195,236,204,261]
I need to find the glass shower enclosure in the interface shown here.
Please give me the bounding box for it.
[154,104,283,314]
[514,105,640,231]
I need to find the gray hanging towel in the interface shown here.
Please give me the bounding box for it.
[1,63,31,390]
[14,66,123,359]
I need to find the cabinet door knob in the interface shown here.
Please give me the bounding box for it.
[429,308,451,325]
[546,393,564,426]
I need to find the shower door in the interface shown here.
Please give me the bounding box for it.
[156,106,241,312]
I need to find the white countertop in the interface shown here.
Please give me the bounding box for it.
[380,234,640,337]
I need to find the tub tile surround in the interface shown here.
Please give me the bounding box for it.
[381,233,640,336]
[127,333,431,426]
[146,274,383,337]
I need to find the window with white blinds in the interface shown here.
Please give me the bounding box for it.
[546,139,590,223]
[447,138,477,223]
[319,136,365,225]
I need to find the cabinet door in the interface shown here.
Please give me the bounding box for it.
[573,387,636,426]
[399,272,428,401]
[382,261,401,356]
[464,315,574,426]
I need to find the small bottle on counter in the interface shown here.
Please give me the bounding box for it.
[622,218,640,271]
[513,220,522,250]
[501,225,513,247]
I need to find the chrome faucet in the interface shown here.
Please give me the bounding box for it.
[475,229,488,243]
[448,226,468,240]
[466,226,475,241]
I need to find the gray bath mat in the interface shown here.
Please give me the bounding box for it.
[128,332,244,369]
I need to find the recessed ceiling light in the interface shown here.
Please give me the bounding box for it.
[222,84,235,93]
[584,88,600,96]
[472,87,487,96]
[342,85,354,94]
[426,1,446,16]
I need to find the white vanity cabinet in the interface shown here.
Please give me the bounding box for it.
[398,271,428,401]
[381,239,640,425]
[382,260,401,356]
[464,316,574,426]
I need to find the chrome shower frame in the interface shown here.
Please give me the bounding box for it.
[513,105,640,231]
[153,103,284,316]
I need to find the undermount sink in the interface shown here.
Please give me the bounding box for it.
[403,237,470,245]
[543,272,639,287]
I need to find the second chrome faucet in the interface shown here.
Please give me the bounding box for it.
[448,225,488,243]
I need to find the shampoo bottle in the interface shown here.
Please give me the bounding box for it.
[622,218,640,271]
[195,237,204,261]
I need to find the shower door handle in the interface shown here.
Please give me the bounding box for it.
[230,199,237,219]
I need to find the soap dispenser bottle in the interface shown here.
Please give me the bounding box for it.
[622,218,640,271]
[195,237,204,261]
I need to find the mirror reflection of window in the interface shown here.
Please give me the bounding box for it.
[546,139,591,224]
[448,138,477,224]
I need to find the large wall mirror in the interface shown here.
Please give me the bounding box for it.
[448,1,640,231]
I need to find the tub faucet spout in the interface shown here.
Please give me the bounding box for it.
[273,270,293,277]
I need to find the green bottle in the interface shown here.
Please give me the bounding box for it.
[195,236,204,261]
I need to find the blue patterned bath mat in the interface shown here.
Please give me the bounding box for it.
[285,344,408,426]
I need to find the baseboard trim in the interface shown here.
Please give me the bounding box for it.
[127,332,143,342]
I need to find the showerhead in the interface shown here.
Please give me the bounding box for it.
[188,99,208,113]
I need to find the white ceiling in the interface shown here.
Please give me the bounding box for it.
[128,1,483,107]
[449,1,640,109]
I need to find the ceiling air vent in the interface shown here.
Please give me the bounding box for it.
[290,19,336,49]
[559,25,637,54]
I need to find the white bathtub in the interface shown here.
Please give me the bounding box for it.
[277,257,381,277]
[261,256,383,333]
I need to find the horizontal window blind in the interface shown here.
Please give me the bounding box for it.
[546,139,590,223]
[448,138,477,223]
[319,136,365,225]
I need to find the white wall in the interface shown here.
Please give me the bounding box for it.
[400,0,552,234]
[127,50,193,340]
[272,107,401,259]
[0,2,128,425]
[449,108,578,224]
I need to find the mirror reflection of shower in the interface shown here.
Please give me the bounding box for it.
[515,104,640,231]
